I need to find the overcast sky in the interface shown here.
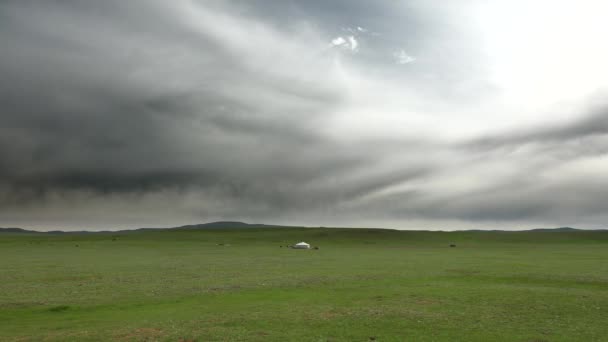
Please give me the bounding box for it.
[2,0,608,230]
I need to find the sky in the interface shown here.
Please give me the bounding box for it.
[2,0,608,231]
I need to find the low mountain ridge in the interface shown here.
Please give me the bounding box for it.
[0,223,604,234]
[0,221,283,234]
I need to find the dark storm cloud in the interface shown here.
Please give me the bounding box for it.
[2,0,608,230]
[421,179,608,224]
[432,103,608,225]
[0,0,439,229]
[468,105,608,150]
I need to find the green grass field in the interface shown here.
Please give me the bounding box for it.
[1,227,608,341]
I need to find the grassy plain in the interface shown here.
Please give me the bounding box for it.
[1,227,608,341]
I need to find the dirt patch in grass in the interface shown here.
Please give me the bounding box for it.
[116,327,165,341]
[414,298,441,306]
[319,310,342,320]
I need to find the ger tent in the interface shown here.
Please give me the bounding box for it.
[292,242,311,249]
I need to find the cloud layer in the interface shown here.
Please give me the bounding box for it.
[1,0,608,230]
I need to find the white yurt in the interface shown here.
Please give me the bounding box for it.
[292,242,311,249]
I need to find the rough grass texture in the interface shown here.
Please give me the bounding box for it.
[1,228,607,341]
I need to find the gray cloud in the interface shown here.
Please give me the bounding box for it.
[468,105,608,149]
[1,0,608,230]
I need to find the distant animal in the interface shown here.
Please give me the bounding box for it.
[314,246,320,250]
[450,244,456,247]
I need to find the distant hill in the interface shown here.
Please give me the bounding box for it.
[174,221,279,230]
[0,223,603,234]
[0,227,95,234]
[0,227,38,233]
[528,227,581,232]
[0,221,284,234]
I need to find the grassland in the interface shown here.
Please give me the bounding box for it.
[1,227,608,341]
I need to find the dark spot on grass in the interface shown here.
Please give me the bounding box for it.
[48,305,70,312]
